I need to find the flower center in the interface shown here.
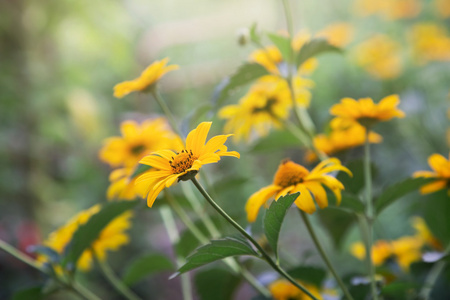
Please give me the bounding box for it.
[131,144,146,155]
[252,97,277,114]
[169,149,197,174]
[273,159,310,188]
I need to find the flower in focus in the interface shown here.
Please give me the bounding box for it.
[317,22,355,47]
[269,279,322,300]
[37,205,132,271]
[113,58,179,98]
[354,0,421,20]
[350,240,393,266]
[245,158,352,222]
[107,168,138,201]
[435,0,450,18]
[409,23,450,65]
[99,118,182,168]
[305,123,383,162]
[136,122,239,207]
[354,34,403,79]
[219,75,313,142]
[413,153,450,195]
[330,94,405,128]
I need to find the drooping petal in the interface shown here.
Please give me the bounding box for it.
[413,170,437,178]
[428,153,448,174]
[420,180,447,194]
[305,181,328,209]
[293,184,317,214]
[246,185,280,222]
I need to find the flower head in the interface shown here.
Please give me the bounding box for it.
[113,58,179,98]
[269,279,322,300]
[136,122,239,207]
[330,95,405,128]
[99,118,182,168]
[413,152,450,195]
[245,158,352,222]
[409,23,450,65]
[107,167,138,201]
[38,205,132,271]
[350,240,393,266]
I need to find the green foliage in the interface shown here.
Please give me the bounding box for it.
[318,207,357,249]
[423,189,450,245]
[249,130,304,153]
[295,38,341,68]
[249,23,261,44]
[267,33,292,63]
[62,200,138,270]
[337,160,376,196]
[122,253,174,286]
[176,237,258,275]
[194,268,241,300]
[380,282,418,300]
[263,193,299,258]
[287,265,326,287]
[12,286,44,300]
[332,192,364,214]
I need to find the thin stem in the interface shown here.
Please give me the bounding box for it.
[363,128,377,300]
[298,211,354,300]
[0,239,44,271]
[419,245,450,300]
[70,281,103,300]
[281,0,294,59]
[151,89,182,138]
[190,177,319,300]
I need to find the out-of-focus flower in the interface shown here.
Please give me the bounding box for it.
[38,205,132,271]
[330,95,405,128]
[269,279,322,300]
[107,168,138,201]
[391,236,423,271]
[305,123,383,162]
[354,0,421,20]
[409,23,450,65]
[350,240,393,266]
[413,153,450,196]
[317,22,355,47]
[136,122,239,207]
[412,217,442,251]
[354,34,403,79]
[99,118,182,168]
[292,31,318,75]
[245,158,351,222]
[113,58,179,98]
[435,0,450,18]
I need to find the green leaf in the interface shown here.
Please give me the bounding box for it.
[62,200,138,269]
[381,282,418,300]
[249,23,261,44]
[287,265,326,287]
[175,217,221,257]
[337,160,376,195]
[264,193,299,258]
[267,33,292,63]
[330,192,364,214]
[131,164,152,179]
[423,189,450,245]
[249,130,304,153]
[212,63,269,108]
[122,253,174,286]
[175,237,258,275]
[12,286,44,300]
[194,268,241,300]
[295,38,341,68]
[318,207,356,249]
[375,177,434,215]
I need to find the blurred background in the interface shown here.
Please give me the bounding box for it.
[1,0,449,299]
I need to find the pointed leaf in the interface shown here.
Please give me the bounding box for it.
[287,265,327,287]
[296,38,341,67]
[62,200,138,269]
[264,193,299,257]
[176,237,257,275]
[267,33,292,63]
[194,268,241,300]
[122,253,174,286]
[375,177,434,215]
[249,23,261,44]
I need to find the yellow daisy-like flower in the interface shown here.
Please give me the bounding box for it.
[413,153,450,195]
[305,123,383,162]
[113,58,179,98]
[330,94,405,128]
[136,122,240,207]
[107,167,138,201]
[354,34,403,79]
[409,23,450,65]
[316,22,354,47]
[38,205,132,271]
[391,236,423,271]
[269,279,322,300]
[245,158,352,222]
[99,118,183,168]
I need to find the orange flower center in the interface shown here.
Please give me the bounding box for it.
[169,150,197,174]
[273,159,310,188]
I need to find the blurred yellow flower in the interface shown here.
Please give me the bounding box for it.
[317,22,355,47]
[269,279,322,300]
[136,122,239,207]
[219,75,313,142]
[305,123,383,162]
[99,118,182,168]
[107,168,138,201]
[330,95,405,128]
[38,205,132,271]
[354,34,403,79]
[412,217,442,251]
[435,0,450,18]
[292,31,318,75]
[391,236,423,271]
[355,0,421,20]
[245,158,351,222]
[350,240,393,266]
[113,58,179,98]
[409,23,450,64]
[413,152,450,195]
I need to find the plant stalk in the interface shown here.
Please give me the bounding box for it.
[419,244,450,300]
[151,89,182,138]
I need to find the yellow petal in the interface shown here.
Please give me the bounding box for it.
[294,185,317,214]
[186,122,212,156]
[139,155,171,171]
[420,180,447,194]
[245,185,280,223]
[305,182,328,209]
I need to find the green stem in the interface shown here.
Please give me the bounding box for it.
[298,211,354,300]
[419,245,450,300]
[151,89,182,138]
[0,239,44,271]
[363,128,377,300]
[70,281,103,300]
[190,178,319,300]
[281,0,294,59]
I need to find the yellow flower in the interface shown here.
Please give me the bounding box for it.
[350,240,393,266]
[269,279,322,300]
[409,23,450,65]
[412,217,442,251]
[391,236,423,271]
[113,58,179,98]
[292,31,318,75]
[330,95,405,128]
[245,158,352,222]
[413,153,450,195]
[99,118,183,168]
[316,22,355,47]
[435,0,450,18]
[107,167,138,201]
[354,0,421,20]
[354,34,403,79]
[136,122,240,207]
[219,75,312,142]
[305,123,383,162]
[38,205,132,271]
